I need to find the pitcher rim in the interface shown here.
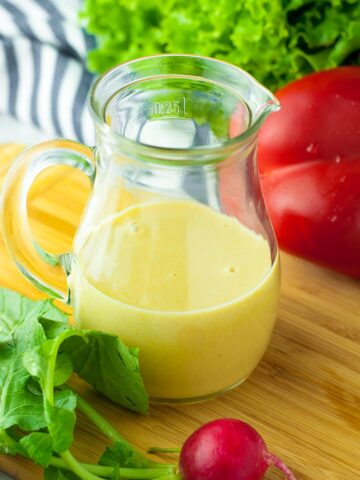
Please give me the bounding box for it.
[88,54,280,164]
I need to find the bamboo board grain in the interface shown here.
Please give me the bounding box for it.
[0,144,359,480]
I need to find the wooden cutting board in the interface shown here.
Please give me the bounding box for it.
[0,144,359,480]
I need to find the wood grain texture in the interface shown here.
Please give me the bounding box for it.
[0,144,359,480]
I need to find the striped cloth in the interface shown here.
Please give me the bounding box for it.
[0,1,214,204]
[0,0,96,144]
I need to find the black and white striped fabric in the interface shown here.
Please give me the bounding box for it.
[0,0,96,144]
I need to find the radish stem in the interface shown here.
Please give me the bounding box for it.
[53,455,175,479]
[152,474,181,480]
[76,395,125,445]
[60,450,103,480]
[264,451,298,480]
[148,447,181,454]
[50,456,113,476]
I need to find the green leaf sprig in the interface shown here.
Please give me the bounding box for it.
[0,289,179,480]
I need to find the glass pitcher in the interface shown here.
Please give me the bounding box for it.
[1,55,280,403]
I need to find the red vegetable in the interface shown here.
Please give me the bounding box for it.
[258,67,360,278]
[179,418,297,480]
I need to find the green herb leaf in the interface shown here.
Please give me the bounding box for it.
[0,428,53,466]
[99,441,153,469]
[23,348,73,388]
[0,295,69,431]
[0,291,52,431]
[22,331,81,452]
[38,300,69,339]
[0,289,40,343]
[54,353,73,387]
[45,400,76,453]
[62,332,148,414]
[0,427,20,456]
[0,354,47,431]
[19,432,53,466]
[23,324,148,415]
[0,288,150,479]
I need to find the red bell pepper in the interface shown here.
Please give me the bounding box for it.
[258,67,360,278]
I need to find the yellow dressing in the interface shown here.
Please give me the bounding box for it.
[72,200,280,400]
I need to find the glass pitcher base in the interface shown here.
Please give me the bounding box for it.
[149,376,248,405]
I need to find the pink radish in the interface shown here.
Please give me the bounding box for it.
[179,418,297,480]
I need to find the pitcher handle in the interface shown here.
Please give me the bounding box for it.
[0,140,95,303]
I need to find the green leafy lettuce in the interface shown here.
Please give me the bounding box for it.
[80,0,360,90]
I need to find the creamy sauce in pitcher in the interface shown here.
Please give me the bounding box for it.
[71,200,280,399]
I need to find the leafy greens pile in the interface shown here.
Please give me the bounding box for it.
[80,0,360,90]
[0,289,178,480]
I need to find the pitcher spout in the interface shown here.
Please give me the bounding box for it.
[260,97,281,115]
[249,79,281,128]
[252,96,280,130]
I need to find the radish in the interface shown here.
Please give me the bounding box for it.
[178,418,297,480]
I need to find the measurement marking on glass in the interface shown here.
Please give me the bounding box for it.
[183,97,187,114]
[146,97,187,116]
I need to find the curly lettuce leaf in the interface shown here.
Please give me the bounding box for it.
[81,0,360,90]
